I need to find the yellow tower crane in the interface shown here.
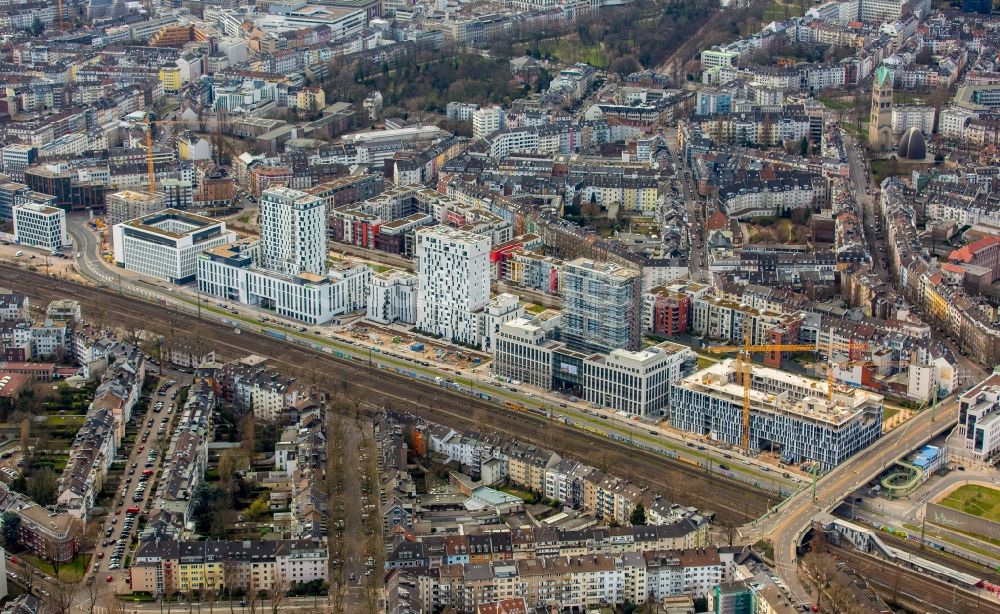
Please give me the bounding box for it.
[706,333,869,453]
[140,118,203,193]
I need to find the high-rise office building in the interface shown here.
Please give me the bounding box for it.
[560,258,642,354]
[258,187,327,277]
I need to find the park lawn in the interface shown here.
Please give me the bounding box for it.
[763,0,804,21]
[817,96,854,111]
[525,303,547,314]
[535,39,611,68]
[939,484,1000,523]
[21,553,91,583]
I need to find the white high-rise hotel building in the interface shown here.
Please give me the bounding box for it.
[198,186,369,324]
[258,187,326,277]
[415,225,491,346]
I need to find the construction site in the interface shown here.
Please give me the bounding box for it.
[669,359,885,470]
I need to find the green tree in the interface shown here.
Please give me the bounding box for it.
[246,495,269,521]
[629,503,647,526]
[1,511,20,546]
[609,55,642,77]
[29,17,44,37]
[800,137,809,157]
[27,466,57,506]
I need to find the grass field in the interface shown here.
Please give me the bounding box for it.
[817,96,854,111]
[46,415,85,428]
[763,0,805,21]
[939,484,1000,523]
[22,553,91,583]
[534,39,611,68]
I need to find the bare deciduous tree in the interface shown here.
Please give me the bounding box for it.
[268,572,289,614]
[46,578,80,614]
[84,575,104,614]
[239,414,256,468]
[15,559,35,593]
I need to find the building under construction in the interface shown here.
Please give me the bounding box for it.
[560,258,642,354]
[669,360,884,469]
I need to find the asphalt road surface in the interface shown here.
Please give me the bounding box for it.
[755,397,960,606]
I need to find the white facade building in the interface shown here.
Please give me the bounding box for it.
[493,313,562,390]
[258,187,327,277]
[1,143,36,180]
[892,105,936,135]
[195,185,370,325]
[472,106,506,140]
[276,547,328,586]
[415,225,490,346]
[671,360,884,469]
[939,106,976,140]
[477,293,524,354]
[366,269,418,325]
[583,341,697,417]
[198,243,371,325]
[446,102,479,122]
[956,373,1000,462]
[493,315,695,417]
[12,203,67,250]
[37,133,88,159]
[700,49,740,70]
[859,0,903,22]
[112,209,236,283]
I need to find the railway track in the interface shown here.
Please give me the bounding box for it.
[877,529,1000,586]
[831,545,1000,614]
[4,265,771,523]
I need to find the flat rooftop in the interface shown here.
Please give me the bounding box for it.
[204,240,255,260]
[124,208,222,238]
[565,257,641,280]
[677,359,882,425]
[471,487,522,507]
[590,339,693,366]
[417,224,490,244]
[110,190,164,204]
[15,202,61,216]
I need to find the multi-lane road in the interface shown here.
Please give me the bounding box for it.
[755,395,960,605]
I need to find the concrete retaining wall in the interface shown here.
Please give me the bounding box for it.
[925,501,1000,541]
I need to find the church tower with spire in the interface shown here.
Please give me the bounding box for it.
[868,66,894,150]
